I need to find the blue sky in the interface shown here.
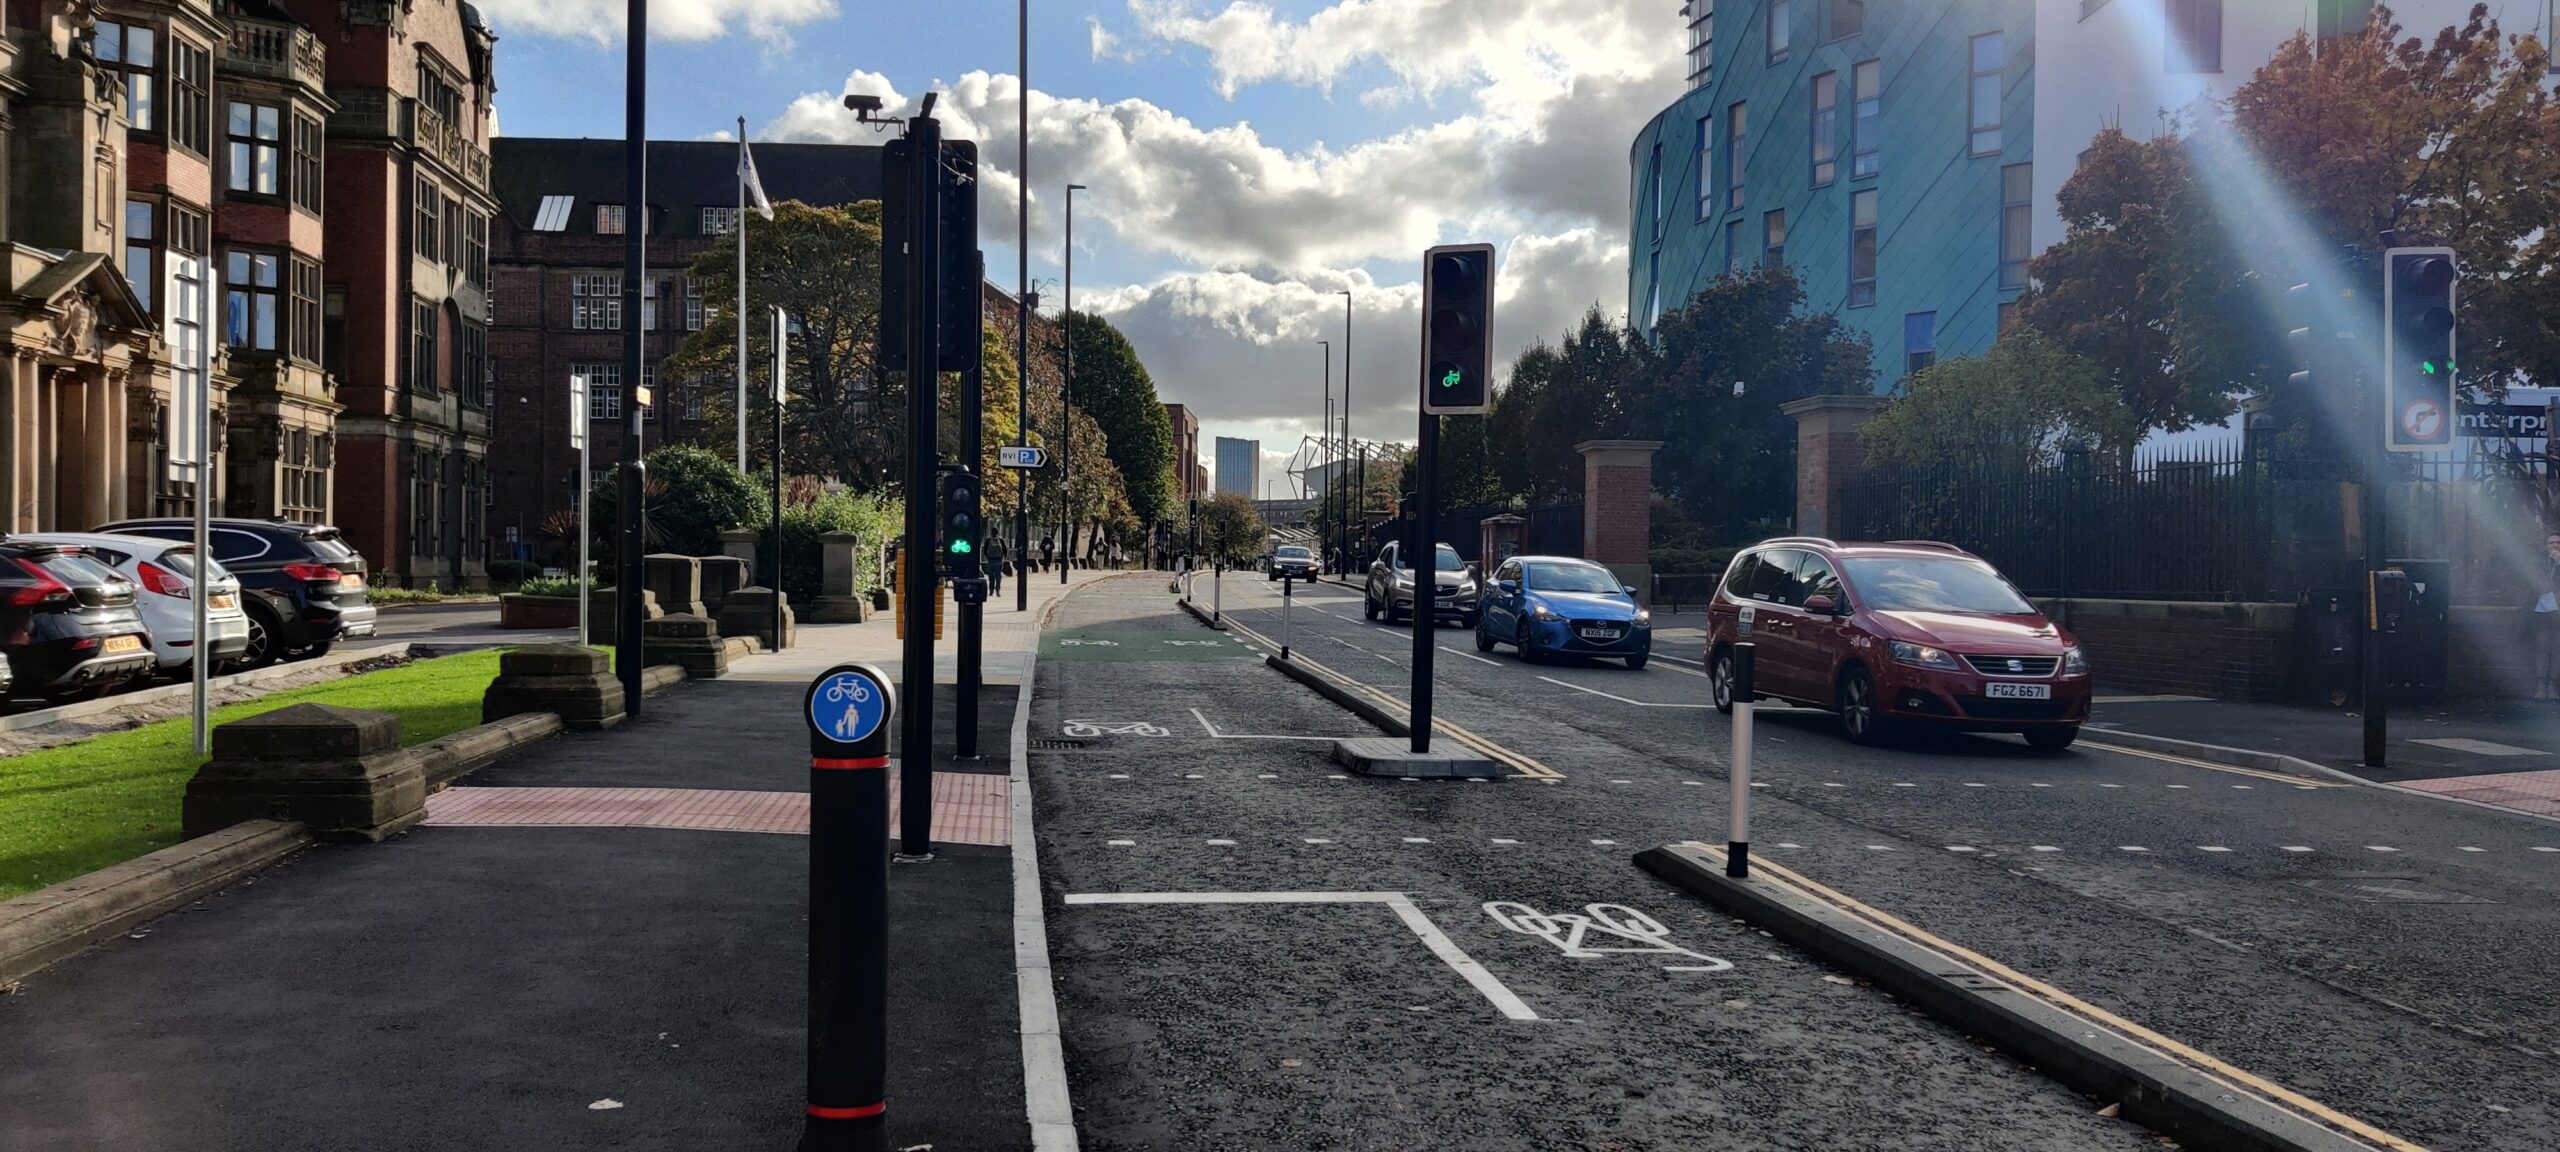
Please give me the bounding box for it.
[477,0,1681,486]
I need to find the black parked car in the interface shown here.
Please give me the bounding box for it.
[0,540,154,700]
[98,519,377,669]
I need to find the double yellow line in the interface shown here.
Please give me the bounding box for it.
[1682,842,2426,1152]
[1220,614,1564,779]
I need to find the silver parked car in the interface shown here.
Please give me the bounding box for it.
[1363,540,1480,627]
[19,532,253,676]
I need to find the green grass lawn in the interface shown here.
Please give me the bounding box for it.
[0,649,506,901]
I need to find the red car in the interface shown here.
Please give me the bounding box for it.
[1704,538,2092,751]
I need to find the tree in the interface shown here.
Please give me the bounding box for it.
[1062,311,1178,526]
[663,201,893,489]
[1861,332,2138,470]
[1197,490,1267,564]
[588,444,761,561]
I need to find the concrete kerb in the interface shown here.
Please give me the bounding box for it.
[0,661,694,989]
[0,642,414,735]
[1635,844,2392,1152]
[0,819,312,988]
[1176,597,1226,631]
[1014,583,1079,1151]
[1264,653,1408,738]
[2083,728,2560,830]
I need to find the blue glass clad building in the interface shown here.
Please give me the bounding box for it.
[1631,0,2038,384]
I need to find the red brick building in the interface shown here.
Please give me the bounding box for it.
[295,0,496,588]
[485,137,879,570]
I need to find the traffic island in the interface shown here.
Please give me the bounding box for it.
[1634,842,2382,1152]
[1330,736,1499,780]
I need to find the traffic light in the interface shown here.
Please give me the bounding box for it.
[879,139,982,374]
[939,468,983,575]
[2383,246,2456,452]
[1420,242,1496,415]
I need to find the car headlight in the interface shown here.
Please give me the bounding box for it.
[1634,609,1652,626]
[1531,602,1555,620]
[1889,641,1961,671]
[2062,646,2089,675]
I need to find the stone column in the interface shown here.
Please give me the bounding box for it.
[105,368,130,520]
[1574,439,1662,606]
[1778,395,1888,538]
[37,367,60,529]
[0,354,22,532]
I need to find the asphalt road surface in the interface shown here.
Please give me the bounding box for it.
[1179,572,2560,1152]
[1033,576,2153,1151]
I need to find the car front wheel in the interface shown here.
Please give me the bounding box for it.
[1516,620,1542,664]
[2024,726,2080,753]
[1710,649,1734,714]
[1474,619,1497,652]
[1837,665,1891,746]
[1363,593,1380,620]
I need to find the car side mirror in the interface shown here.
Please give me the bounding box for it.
[1623,585,1639,596]
[1496,579,1519,594]
[1803,594,1839,615]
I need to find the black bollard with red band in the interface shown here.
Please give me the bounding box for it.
[802,662,896,1152]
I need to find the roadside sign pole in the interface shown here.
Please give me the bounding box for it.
[958,255,987,762]
[572,373,591,648]
[1727,643,1756,879]
[190,264,212,757]
[614,0,648,715]
[801,663,895,1152]
[772,307,788,651]
[1409,411,1438,754]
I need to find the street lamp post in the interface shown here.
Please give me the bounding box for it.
[1014,0,1031,612]
[615,0,648,713]
[1061,182,1084,584]
[1317,338,1330,572]
[1339,288,1354,571]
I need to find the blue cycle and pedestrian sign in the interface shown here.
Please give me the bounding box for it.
[810,668,889,745]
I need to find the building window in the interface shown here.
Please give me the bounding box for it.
[1695,116,1712,220]
[227,102,282,196]
[1810,71,1837,187]
[640,362,658,414]
[170,203,207,256]
[290,257,322,362]
[412,300,439,393]
[460,322,489,409]
[291,114,324,213]
[578,363,623,421]
[123,201,156,316]
[571,274,623,330]
[96,22,156,131]
[444,199,462,267]
[415,176,442,261]
[1725,219,1747,274]
[1904,311,1937,376]
[1763,208,1786,267]
[282,429,326,523]
[464,210,488,287]
[1686,1,1714,86]
[1849,188,1878,307]
[684,277,705,330]
[1650,143,1665,238]
[702,206,738,235]
[172,39,210,155]
[640,279,665,332]
[2166,0,2222,73]
[1828,0,1863,40]
[1646,251,1663,329]
[1768,0,1791,62]
[1851,60,1881,178]
[463,459,485,562]
[411,450,440,558]
[224,251,281,350]
[1724,102,1748,210]
[596,204,626,235]
[1969,33,2004,156]
[2315,0,2373,41]
[2000,163,2033,290]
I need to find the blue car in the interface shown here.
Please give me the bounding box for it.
[1474,555,1652,669]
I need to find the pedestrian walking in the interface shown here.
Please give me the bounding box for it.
[2536,530,2560,700]
[1039,532,1055,573]
[985,533,1008,595]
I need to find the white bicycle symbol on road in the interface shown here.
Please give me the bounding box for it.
[1484,901,1734,970]
[1062,720,1171,737]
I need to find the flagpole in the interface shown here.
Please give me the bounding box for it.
[736,116,748,473]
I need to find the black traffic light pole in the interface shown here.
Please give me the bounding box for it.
[1407,243,1495,757]
[615,0,647,714]
[1409,410,1439,753]
[897,107,942,858]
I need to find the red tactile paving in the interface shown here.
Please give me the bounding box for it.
[424,773,1011,846]
[2396,768,2560,818]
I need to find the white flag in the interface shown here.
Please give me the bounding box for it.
[739,139,775,220]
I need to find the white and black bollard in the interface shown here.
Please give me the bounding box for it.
[1280,571,1295,659]
[1727,642,1756,879]
[1213,562,1223,626]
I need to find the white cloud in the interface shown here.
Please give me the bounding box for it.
[473,0,837,46]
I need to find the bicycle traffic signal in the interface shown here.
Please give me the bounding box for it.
[2382,247,2456,452]
[939,468,983,575]
[1420,243,1495,415]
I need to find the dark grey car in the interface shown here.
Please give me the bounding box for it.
[1362,540,1480,626]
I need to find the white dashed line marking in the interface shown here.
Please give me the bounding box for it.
[1206,839,1236,846]
[2232,784,2254,790]
[1108,774,1131,780]
[1892,782,1917,788]
[1610,779,1634,785]
[1107,840,1136,847]
[2282,846,2315,853]
[1326,774,1349,780]
[2120,846,2151,853]
[1775,842,1802,848]
[2366,845,2399,853]
[2167,784,2191,790]
[1864,845,1893,851]
[2198,846,2231,853]
[2458,846,2485,853]
[1749,782,1769,788]
[1184,774,1203,779]
[1590,839,1618,846]
[2030,845,2062,852]
[1403,837,1433,844]
[2031,783,2054,789]
[1257,773,1279,779]
[1303,838,1334,845]
[1963,783,1987,789]
[1945,846,1978,853]
[2099,784,2124,789]
[2531,846,2560,853]
[1682,781,1706,786]
[1491,838,1521,845]
[1824,783,1847,789]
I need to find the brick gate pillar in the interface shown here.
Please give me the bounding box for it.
[1779,395,1887,538]
[1575,439,1663,607]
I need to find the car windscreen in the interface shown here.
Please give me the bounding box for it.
[42,552,126,589]
[155,549,199,579]
[1840,555,2034,615]
[1276,547,1312,559]
[301,530,360,565]
[1524,563,1622,594]
[1434,546,1464,571]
